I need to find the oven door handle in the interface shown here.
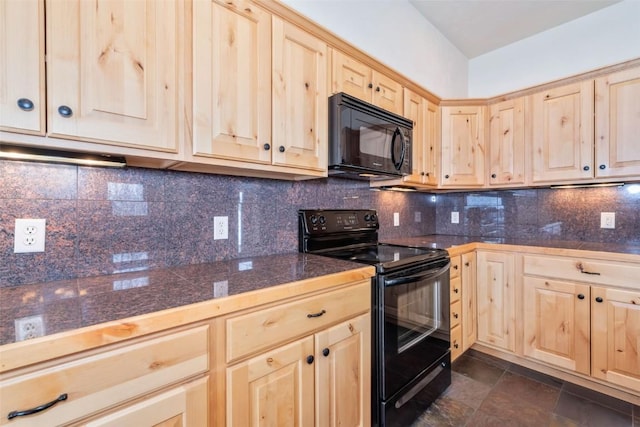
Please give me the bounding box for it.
[383,264,450,287]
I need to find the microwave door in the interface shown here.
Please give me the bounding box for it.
[352,110,396,171]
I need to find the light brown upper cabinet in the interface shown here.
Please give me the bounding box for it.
[487,98,526,186]
[0,0,45,135]
[441,105,486,187]
[595,67,640,178]
[191,1,327,176]
[331,50,403,115]
[397,88,439,186]
[45,0,180,152]
[529,81,595,183]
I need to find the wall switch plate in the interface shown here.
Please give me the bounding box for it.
[214,216,228,240]
[393,212,400,227]
[600,212,615,229]
[451,212,460,224]
[14,218,46,253]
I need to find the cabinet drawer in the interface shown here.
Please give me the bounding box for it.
[450,276,461,303]
[0,325,209,427]
[450,255,461,279]
[451,325,462,361]
[523,254,640,289]
[450,300,462,328]
[226,281,370,362]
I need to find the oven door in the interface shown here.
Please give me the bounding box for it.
[377,260,450,400]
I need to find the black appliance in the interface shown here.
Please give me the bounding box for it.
[298,209,451,427]
[328,92,412,180]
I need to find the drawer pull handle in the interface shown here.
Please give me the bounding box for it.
[8,393,68,420]
[17,98,34,111]
[307,309,326,318]
[577,262,600,276]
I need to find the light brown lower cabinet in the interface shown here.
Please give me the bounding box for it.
[448,251,477,361]
[221,280,372,427]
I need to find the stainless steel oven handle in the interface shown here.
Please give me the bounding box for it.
[383,263,450,287]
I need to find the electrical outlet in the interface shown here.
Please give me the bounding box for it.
[451,212,460,224]
[601,212,615,229]
[414,211,422,223]
[15,315,45,341]
[214,216,228,240]
[393,212,400,227]
[14,218,46,253]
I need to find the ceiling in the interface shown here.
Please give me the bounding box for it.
[409,0,622,58]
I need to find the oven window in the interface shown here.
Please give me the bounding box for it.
[386,279,440,353]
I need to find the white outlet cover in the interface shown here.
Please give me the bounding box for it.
[214,216,228,240]
[14,218,46,253]
[600,212,615,229]
[414,211,422,223]
[451,212,460,224]
[393,212,400,227]
[15,315,45,341]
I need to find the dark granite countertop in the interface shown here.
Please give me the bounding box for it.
[0,253,373,347]
[384,235,640,256]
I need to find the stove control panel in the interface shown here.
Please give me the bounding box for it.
[299,209,379,235]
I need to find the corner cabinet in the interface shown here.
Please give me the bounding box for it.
[440,105,486,187]
[487,98,526,186]
[331,49,403,115]
[220,280,371,427]
[189,1,327,177]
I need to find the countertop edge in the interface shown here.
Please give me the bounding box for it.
[0,266,375,374]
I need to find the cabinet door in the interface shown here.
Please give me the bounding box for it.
[402,89,427,185]
[592,286,640,392]
[227,336,315,426]
[523,277,590,375]
[315,314,371,427]
[424,100,441,186]
[595,67,640,178]
[441,106,486,187]
[476,251,516,352]
[372,71,403,115]
[82,377,208,427]
[46,0,179,151]
[530,81,594,183]
[488,98,525,186]
[461,252,477,351]
[0,0,45,134]
[192,0,272,164]
[272,17,327,172]
[331,49,372,102]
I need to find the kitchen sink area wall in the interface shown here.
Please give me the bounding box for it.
[0,160,435,287]
[435,186,640,244]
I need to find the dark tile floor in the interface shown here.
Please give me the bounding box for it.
[412,350,639,427]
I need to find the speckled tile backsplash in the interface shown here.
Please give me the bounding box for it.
[0,160,435,286]
[435,186,640,244]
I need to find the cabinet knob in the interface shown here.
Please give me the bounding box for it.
[375,86,381,92]
[421,172,425,176]
[599,164,606,170]
[57,105,73,118]
[279,146,285,153]
[453,265,458,270]
[263,143,271,151]
[595,297,604,303]
[577,294,585,300]
[464,262,470,267]
[16,98,34,112]
[322,348,330,357]
[368,83,373,89]
[306,355,314,364]
[583,165,590,171]
[453,288,459,294]
[491,173,497,178]
[453,313,459,319]
[453,342,459,349]
[445,174,450,179]
[8,393,68,420]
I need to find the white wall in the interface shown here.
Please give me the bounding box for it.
[281,0,469,98]
[469,0,640,98]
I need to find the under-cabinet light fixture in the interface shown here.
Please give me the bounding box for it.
[0,145,126,168]
[379,186,418,192]
[550,182,625,189]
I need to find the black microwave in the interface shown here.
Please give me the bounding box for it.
[328,92,412,180]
